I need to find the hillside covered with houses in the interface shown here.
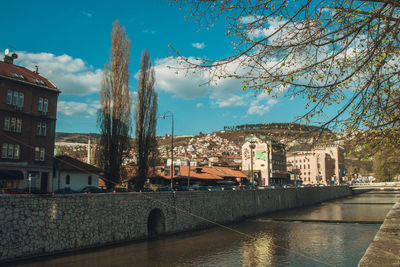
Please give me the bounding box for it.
[55,123,373,179]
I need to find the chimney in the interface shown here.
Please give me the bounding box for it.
[35,65,39,74]
[3,55,13,64]
[3,50,18,64]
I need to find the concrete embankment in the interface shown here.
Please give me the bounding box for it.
[359,200,400,266]
[0,186,351,262]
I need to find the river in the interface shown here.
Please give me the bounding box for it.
[7,190,400,267]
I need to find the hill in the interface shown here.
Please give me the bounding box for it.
[55,123,373,176]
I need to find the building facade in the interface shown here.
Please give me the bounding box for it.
[286,145,344,185]
[0,53,60,192]
[53,155,102,192]
[242,136,288,186]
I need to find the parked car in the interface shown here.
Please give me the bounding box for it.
[159,186,171,191]
[191,184,209,191]
[109,187,130,193]
[173,185,188,191]
[221,185,239,191]
[207,186,221,191]
[53,188,79,194]
[141,187,154,192]
[1,188,29,195]
[81,186,107,194]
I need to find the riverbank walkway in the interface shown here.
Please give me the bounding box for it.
[359,199,400,266]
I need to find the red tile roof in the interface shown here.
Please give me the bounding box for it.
[156,166,246,180]
[122,165,247,181]
[0,61,59,91]
[54,155,103,173]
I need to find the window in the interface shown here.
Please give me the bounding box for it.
[43,98,48,112]
[41,123,46,136]
[6,90,24,108]
[2,144,7,158]
[34,78,45,85]
[10,117,16,132]
[14,145,19,159]
[1,144,19,159]
[34,147,40,160]
[7,90,12,104]
[34,147,45,161]
[18,93,24,108]
[16,119,22,133]
[40,147,45,161]
[66,175,70,185]
[13,91,18,106]
[4,117,22,133]
[11,72,24,79]
[88,176,92,185]
[36,122,47,136]
[38,97,43,111]
[3,117,10,131]
[38,97,48,113]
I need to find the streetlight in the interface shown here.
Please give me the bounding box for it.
[160,111,174,191]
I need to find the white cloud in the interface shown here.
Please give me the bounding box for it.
[58,100,100,118]
[153,56,250,108]
[153,57,209,99]
[247,92,279,115]
[15,51,102,96]
[82,11,92,17]
[143,29,156,34]
[240,15,259,24]
[153,56,274,111]
[196,103,203,108]
[192,42,206,49]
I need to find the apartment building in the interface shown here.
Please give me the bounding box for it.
[0,52,60,192]
[242,136,288,186]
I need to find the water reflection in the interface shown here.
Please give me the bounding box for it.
[8,191,397,267]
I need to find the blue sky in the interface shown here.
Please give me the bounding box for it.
[1,0,313,136]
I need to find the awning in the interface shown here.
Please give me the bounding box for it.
[0,170,24,180]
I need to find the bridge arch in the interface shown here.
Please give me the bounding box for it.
[147,208,166,238]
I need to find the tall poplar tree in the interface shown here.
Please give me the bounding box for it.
[97,21,132,189]
[134,49,158,191]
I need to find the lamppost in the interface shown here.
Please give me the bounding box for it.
[28,173,32,194]
[249,138,256,188]
[187,160,191,190]
[161,111,174,191]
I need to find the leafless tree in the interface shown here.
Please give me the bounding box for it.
[171,0,400,149]
[134,49,158,191]
[97,21,132,189]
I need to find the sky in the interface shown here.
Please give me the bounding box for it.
[0,0,314,136]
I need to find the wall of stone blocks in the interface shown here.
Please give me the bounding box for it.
[0,186,352,262]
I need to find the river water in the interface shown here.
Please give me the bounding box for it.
[8,190,400,267]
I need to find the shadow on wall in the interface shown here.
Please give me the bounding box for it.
[147,208,165,238]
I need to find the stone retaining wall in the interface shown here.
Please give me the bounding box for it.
[359,200,400,266]
[0,186,351,262]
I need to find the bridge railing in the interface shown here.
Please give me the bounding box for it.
[351,182,400,187]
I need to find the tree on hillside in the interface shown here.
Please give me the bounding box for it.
[171,0,400,148]
[134,49,158,191]
[97,21,132,189]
